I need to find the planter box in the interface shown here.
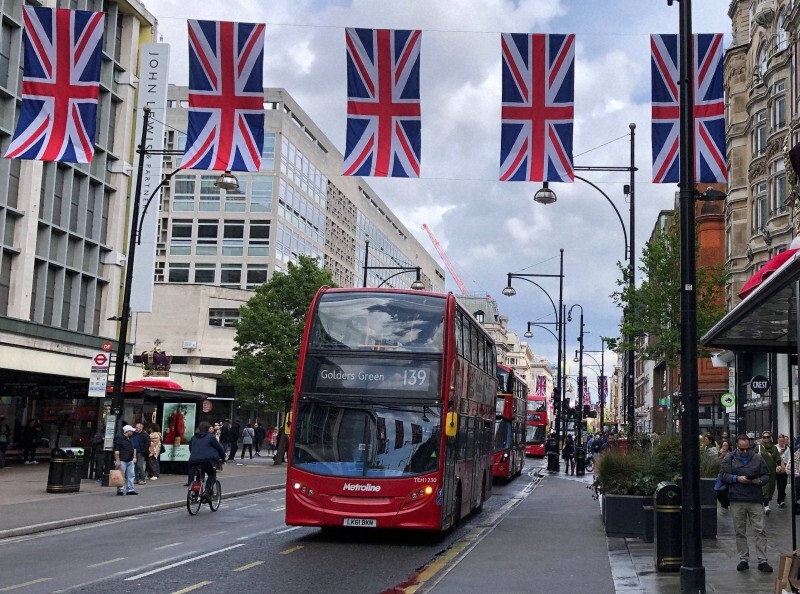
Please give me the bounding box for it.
[602,493,654,541]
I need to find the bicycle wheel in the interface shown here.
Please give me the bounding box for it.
[186,484,202,515]
[209,480,222,511]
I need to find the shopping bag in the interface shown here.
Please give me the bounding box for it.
[775,550,800,594]
[109,469,124,488]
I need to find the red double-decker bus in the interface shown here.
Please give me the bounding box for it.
[285,287,497,531]
[525,394,548,456]
[493,364,526,480]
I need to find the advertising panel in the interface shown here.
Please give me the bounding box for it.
[161,402,196,462]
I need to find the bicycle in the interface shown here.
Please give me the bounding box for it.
[186,461,223,515]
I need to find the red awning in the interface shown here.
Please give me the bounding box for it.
[105,378,184,393]
[738,248,799,300]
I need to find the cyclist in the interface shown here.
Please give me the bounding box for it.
[188,421,225,496]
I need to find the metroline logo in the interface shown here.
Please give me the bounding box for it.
[342,482,381,492]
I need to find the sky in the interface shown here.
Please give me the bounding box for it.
[143,0,731,401]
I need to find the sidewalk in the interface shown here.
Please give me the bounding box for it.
[428,469,797,593]
[0,455,287,539]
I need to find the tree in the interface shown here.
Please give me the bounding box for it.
[223,256,335,462]
[612,213,727,369]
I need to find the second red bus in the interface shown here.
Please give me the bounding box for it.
[525,394,548,457]
[493,364,526,480]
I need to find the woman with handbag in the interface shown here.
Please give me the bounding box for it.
[240,423,255,460]
[148,423,163,480]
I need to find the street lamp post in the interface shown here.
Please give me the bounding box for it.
[672,0,704,589]
[362,240,425,289]
[567,304,585,475]
[584,339,607,434]
[105,107,238,484]
[533,125,636,439]
[502,250,565,455]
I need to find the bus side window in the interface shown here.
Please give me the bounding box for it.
[456,414,467,460]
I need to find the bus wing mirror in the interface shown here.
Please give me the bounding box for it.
[284,412,293,436]
[445,412,458,438]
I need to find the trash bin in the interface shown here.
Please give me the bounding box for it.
[575,446,586,477]
[654,481,682,572]
[47,448,85,493]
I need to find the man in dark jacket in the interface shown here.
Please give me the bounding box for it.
[188,422,226,495]
[254,422,266,457]
[719,434,772,573]
[228,420,241,461]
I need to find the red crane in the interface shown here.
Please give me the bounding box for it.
[421,224,470,296]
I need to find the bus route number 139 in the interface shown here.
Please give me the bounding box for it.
[403,369,427,386]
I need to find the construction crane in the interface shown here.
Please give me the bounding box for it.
[421,224,470,296]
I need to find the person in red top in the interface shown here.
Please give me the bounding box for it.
[266,427,278,456]
[164,405,187,446]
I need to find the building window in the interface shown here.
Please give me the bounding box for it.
[169,220,192,255]
[474,310,485,323]
[753,111,767,156]
[220,263,242,288]
[772,161,787,214]
[772,80,786,130]
[168,263,190,283]
[261,132,276,171]
[246,264,268,289]
[248,221,270,256]
[753,181,768,232]
[224,178,248,212]
[250,176,273,212]
[776,11,788,53]
[209,308,240,327]
[173,175,196,211]
[0,21,13,90]
[222,220,244,256]
[758,44,767,80]
[194,263,216,284]
[199,176,220,211]
[196,221,218,256]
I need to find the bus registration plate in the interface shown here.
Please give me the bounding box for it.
[343,518,377,527]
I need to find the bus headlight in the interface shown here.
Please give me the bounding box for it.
[401,485,435,509]
[292,481,317,499]
[500,452,509,462]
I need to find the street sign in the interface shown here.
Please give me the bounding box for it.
[102,340,113,352]
[750,375,770,394]
[720,393,735,408]
[88,350,111,398]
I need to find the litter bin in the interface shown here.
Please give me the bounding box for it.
[47,448,85,493]
[654,481,682,572]
[575,446,586,477]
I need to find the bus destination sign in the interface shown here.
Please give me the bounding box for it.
[315,363,435,392]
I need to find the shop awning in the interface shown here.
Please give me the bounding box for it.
[106,378,211,401]
[700,250,800,353]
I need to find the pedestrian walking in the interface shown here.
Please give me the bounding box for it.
[775,434,790,508]
[240,423,255,459]
[91,428,105,482]
[562,434,575,475]
[228,420,240,461]
[755,431,781,514]
[254,422,266,456]
[147,423,162,480]
[0,416,10,468]
[219,420,232,456]
[113,425,138,496]
[719,434,772,573]
[267,427,278,456]
[21,418,42,464]
[134,423,149,485]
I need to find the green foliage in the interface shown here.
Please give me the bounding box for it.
[595,436,720,495]
[222,255,335,412]
[611,212,727,369]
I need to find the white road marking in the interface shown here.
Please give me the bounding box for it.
[154,542,183,551]
[235,504,257,511]
[87,557,126,568]
[123,544,245,581]
[0,578,52,592]
[171,581,212,594]
[275,526,300,534]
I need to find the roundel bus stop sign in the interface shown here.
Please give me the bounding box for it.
[750,375,770,395]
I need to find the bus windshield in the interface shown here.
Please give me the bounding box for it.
[309,292,445,352]
[291,400,441,478]
[494,419,512,451]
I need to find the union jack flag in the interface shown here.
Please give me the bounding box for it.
[598,375,608,400]
[180,20,265,172]
[535,375,547,397]
[5,7,104,163]
[500,33,575,182]
[581,377,591,406]
[343,28,421,178]
[651,33,726,183]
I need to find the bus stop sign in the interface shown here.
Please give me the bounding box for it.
[720,393,735,408]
